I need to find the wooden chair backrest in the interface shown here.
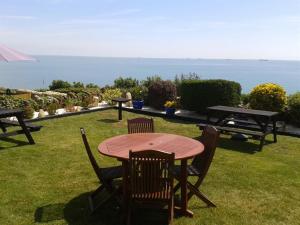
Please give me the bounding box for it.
[129,150,174,200]
[191,126,220,183]
[127,117,154,134]
[80,128,103,183]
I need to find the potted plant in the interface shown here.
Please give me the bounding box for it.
[131,86,148,110]
[164,101,177,116]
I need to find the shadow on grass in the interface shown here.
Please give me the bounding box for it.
[34,192,170,225]
[162,117,197,125]
[218,136,274,154]
[97,119,120,124]
[0,137,29,150]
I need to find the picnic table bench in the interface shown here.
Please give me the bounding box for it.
[197,106,280,150]
[0,108,42,144]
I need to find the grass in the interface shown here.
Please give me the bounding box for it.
[0,109,299,225]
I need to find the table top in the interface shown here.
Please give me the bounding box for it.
[112,97,130,103]
[0,108,23,117]
[207,105,279,117]
[98,133,204,160]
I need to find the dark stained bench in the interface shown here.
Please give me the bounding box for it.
[198,106,280,150]
[197,123,270,150]
[0,108,42,144]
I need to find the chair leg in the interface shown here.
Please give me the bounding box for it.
[187,182,216,207]
[168,197,174,225]
[259,136,265,151]
[126,200,131,225]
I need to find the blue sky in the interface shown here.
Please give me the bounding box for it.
[0,0,299,60]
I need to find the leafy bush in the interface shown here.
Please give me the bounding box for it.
[72,82,84,88]
[0,95,38,111]
[114,77,139,89]
[47,103,59,115]
[174,73,201,96]
[287,92,300,126]
[49,80,72,90]
[102,88,122,105]
[249,83,287,112]
[86,83,99,88]
[23,105,34,119]
[141,75,162,88]
[148,80,177,109]
[129,86,148,101]
[241,93,250,106]
[181,79,241,113]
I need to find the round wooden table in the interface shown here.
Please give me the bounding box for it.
[98,133,204,217]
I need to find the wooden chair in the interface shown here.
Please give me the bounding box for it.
[127,150,175,225]
[80,128,123,213]
[127,117,154,134]
[173,126,220,207]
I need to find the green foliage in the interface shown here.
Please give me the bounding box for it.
[49,80,72,90]
[241,93,250,106]
[47,103,59,115]
[148,80,177,109]
[102,88,122,105]
[72,81,85,88]
[86,83,99,88]
[249,83,287,112]
[141,75,162,88]
[129,86,148,101]
[114,77,139,89]
[164,100,177,108]
[0,95,38,111]
[23,105,34,119]
[181,79,241,113]
[174,72,201,96]
[287,92,300,126]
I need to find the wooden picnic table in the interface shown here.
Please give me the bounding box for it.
[0,108,41,144]
[98,133,204,217]
[198,105,279,150]
[112,97,130,120]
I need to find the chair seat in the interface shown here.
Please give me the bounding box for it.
[100,166,123,180]
[173,165,202,176]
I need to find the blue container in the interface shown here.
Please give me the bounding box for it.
[165,107,176,116]
[132,100,144,109]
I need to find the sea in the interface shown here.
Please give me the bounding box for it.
[0,55,299,94]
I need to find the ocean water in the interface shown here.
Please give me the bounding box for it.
[0,55,299,94]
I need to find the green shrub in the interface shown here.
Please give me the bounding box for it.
[148,80,177,109]
[23,105,34,119]
[129,86,148,101]
[141,76,162,88]
[102,88,122,105]
[47,103,59,115]
[249,83,287,112]
[287,92,300,126]
[114,77,139,89]
[181,79,241,113]
[49,80,72,90]
[0,95,38,111]
[174,73,201,96]
[86,83,99,88]
[241,93,250,106]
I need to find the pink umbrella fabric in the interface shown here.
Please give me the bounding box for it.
[0,44,36,62]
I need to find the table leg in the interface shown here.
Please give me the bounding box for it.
[180,159,193,217]
[121,160,129,223]
[118,102,122,120]
[272,119,277,143]
[16,114,35,144]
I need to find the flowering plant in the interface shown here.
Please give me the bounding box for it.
[164,100,176,108]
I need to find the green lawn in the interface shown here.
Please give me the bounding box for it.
[0,109,299,225]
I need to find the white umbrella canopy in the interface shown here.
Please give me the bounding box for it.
[0,44,36,62]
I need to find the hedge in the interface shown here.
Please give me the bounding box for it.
[180,79,241,113]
